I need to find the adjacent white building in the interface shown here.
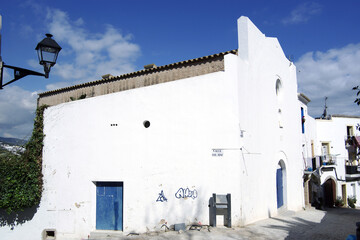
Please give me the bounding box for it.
[315,115,360,207]
[300,96,360,209]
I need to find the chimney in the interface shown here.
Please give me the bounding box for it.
[102,74,113,79]
[144,64,157,70]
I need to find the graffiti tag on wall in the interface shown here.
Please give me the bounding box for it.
[156,190,168,202]
[175,187,198,199]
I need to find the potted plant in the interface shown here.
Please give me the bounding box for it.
[348,196,357,208]
[335,197,344,207]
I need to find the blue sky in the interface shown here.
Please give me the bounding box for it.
[0,0,360,139]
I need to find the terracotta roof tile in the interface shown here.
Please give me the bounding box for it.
[38,49,237,96]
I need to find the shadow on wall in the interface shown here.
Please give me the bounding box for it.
[264,208,359,239]
[0,205,39,229]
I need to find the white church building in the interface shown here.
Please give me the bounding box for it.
[1,16,306,240]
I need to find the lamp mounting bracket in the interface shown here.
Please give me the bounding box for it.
[0,63,45,89]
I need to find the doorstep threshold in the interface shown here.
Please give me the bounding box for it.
[89,230,124,240]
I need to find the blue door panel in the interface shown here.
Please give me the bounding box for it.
[301,107,305,133]
[97,195,115,230]
[276,168,283,208]
[96,182,123,230]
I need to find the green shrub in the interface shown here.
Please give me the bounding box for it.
[335,197,344,207]
[348,195,357,208]
[0,105,47,213]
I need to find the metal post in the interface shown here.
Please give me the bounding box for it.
[212,193,216,227]
[0,14,3,88]
[0,14,2,60]
[0,62,3,89]
[226,193,232,228]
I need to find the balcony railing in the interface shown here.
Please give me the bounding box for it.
[304,155,337,171]
[322,154,337,166]
[345,165,360,180]
[346,165,360,174]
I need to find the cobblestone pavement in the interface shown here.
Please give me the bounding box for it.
[91,207,360,240]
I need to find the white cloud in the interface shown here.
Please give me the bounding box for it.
[45,82,72,91]
[74,18,84,27]
[282,2,322,25]
[53,63,87,80]
[46,8,141,83]
[296,43,360,117]
[0,86,38,139]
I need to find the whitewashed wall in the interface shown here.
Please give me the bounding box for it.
[344,181,360,207]
[236,17,304,225]
[299,100,317,169]
[47,57,241,239]
[316,117,360,163]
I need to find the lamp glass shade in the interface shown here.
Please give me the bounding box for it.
[37,46,59,65]
[35,34,61,67]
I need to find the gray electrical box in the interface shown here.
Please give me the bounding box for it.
[209,193,231,228]
[174,223,186,231]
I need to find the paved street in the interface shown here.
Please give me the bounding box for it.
[91,207,360,240]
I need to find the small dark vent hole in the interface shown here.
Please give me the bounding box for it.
[46,231,55,237]
[44,230,55,239]
[143,120,150,128]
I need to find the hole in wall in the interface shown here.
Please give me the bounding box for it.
[42,229,56,240]
[143,120,150,128]
[276,79,282,96]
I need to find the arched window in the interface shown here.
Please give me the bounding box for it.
[276,79,282,98]
[276,78,283,128]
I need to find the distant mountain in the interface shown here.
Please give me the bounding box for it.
[0,137,27,146]
[0,137,27,155]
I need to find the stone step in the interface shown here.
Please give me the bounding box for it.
[89,230,125,240]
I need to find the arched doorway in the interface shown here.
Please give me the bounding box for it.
[276,160,287,209]
[323,178,336,207]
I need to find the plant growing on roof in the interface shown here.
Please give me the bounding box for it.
[353,86,360,105]
[70,94,86,101]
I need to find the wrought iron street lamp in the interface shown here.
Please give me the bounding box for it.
[35,33,62,79]
[0,16,61,89]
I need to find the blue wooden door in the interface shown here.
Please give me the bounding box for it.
[276,168,284,208]
[96,182,123,230]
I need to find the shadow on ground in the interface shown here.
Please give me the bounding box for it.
[266,208,359,240]
[0,205,38,230]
